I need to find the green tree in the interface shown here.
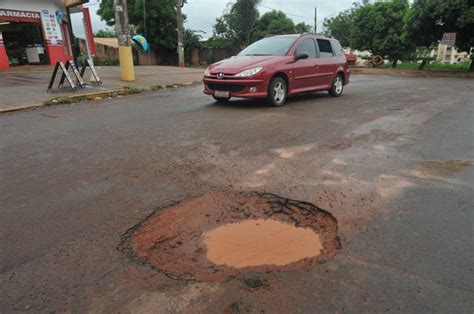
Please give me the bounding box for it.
[184,29,203,63]
[295,22,313,34]
[323,9,354,47]
[94,27,116,38]
[210,0,261,48]
[350,0,414,67]
[252,10,296,41]
[406,0,474,71]
[97,0,179,51]
[203,36,236,49]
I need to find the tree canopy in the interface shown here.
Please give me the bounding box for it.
[252,10,296,41]
[94,27,116,38]
[97,0,179,51]
[209,4,306,48]
[212,0,261,48]
[295,22,313,34]
[323,0,473,69]
[350,0,413,66]
[323,9,354,48]
[406,0,474,52]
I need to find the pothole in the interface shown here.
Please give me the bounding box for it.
[120,192,340,281]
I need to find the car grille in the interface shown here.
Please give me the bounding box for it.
[207,84,245,93]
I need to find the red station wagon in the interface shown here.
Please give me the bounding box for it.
[203,34,350,106]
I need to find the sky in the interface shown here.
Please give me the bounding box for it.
[71,0,356,39]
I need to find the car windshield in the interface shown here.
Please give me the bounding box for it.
[238,36,299,56]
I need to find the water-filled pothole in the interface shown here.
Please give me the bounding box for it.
[120,192,340,281]
[204,219,322,268]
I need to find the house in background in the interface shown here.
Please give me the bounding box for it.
[431,44,471,64]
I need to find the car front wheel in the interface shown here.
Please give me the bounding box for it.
[328,74,344,97]
[268,77,287,106]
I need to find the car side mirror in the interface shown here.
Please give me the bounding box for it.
[295,52,309,60]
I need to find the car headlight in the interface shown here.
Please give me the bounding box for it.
[204,67,210,76]
[235,67,263,77]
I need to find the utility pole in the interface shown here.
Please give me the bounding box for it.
[143,0,151,65]
[114,0,135,81]
[314,7,317,33]
[176,0,185,67]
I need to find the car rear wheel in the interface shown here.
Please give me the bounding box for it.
[268,77,287,107]
[212,95,231,103]
[328,74,344,97]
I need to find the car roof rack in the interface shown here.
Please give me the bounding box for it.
[300,33,334,38]
[264,33,335,39]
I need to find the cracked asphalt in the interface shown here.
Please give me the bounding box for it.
[1,75,473,313]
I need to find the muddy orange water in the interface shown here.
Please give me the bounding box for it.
[204,219,322,268]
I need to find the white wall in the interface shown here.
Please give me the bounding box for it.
[0,0,64,15]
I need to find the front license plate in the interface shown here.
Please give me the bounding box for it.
[214,91,230,98]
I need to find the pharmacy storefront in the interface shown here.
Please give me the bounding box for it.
[0,0,88,69]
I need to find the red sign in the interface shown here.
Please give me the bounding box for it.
[82,7,96,56]
[0,9,41,23]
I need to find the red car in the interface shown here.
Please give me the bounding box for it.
[203,34,350,106]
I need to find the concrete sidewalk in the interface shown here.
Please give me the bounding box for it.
[0,65,204,112]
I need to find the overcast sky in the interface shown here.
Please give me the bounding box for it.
[72,0,356,38]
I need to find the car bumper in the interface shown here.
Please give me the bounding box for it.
[203,77,268,98]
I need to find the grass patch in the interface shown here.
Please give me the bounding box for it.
[124,87,146,94]
[379,62,470,71]
[151,85,167,91]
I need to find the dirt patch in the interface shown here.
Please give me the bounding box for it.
[326,131,401,151]
[119,192,340,282]
[418,160,473,177]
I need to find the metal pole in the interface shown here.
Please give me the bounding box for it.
[314,7,317,33]
[143,0,151,65]
[176,0,185,67]
[66,7,77,64]
[82,10,92,65]
[114,0,135,81]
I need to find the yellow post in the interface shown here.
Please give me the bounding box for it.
[118,46,135,81]
[114,0,135,82]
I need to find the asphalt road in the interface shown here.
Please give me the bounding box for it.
[1,75,473,313]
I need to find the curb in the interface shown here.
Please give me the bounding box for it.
[0,80,203,114]
[0,103,44,114]
[43,88,128,106]
[350,67,474,78]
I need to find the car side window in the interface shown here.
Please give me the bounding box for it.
[317,39,334,58]
[295,39,317,58]
[331,40,345,57]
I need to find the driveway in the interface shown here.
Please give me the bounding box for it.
[0,75,473,312]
